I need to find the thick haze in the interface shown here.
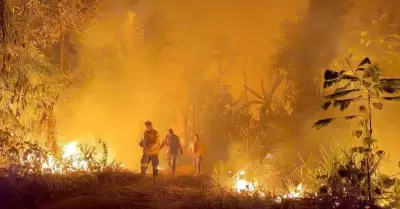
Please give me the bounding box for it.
[53,0,400,174]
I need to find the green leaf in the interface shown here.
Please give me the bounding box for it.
[341,75,358,81]
[363,137,375,145]
[324,69,342,80]
[345,115,358,120]
[376,150,385,158]
[380,78,400,85]
[313,118,334,129]
[382,178,396,189]
[382,96,400,101]
[358,57,371,67]
[372,103,383,110]
[363,66,380,79]
[354,130,363,138]
[324,80,337,88]
[324,89,360,100]
[334,83,351,93]
[321,101,331,110]
[333,97,361,111]
[359,105,366,113]
[333,98,359,111]
[375,84,398,94]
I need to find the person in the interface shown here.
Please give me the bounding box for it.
[139,121,161,179]
[160,128,183,176]
[187,134,205,176]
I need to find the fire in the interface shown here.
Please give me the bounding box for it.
[233,169,258,194]
[41,140,89,174]
[235,179,255,193]
[232,169,304,200]
[283,183,304,198]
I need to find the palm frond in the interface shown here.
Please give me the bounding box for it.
[382,96,400,101]
[313,118,335,129]
[324,89,360,100]
[333,97,360,111]
[324,69,342,80]
[321,101,332,110]
[334,83,351,93]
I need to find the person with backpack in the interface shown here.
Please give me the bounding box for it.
[139,121,161,179]
[187,134,205,176]
[160,128,183,176]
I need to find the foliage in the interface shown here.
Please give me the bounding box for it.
[196,80,252,160]
[313,57,400,205]
[0,0,104,154]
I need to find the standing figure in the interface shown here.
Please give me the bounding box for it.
[139,121,161,179]
[160,128,183,176]
[188,134,205,176]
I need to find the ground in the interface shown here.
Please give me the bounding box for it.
[0,166,307,209]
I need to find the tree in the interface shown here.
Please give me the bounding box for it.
[314,56,400,205]
[270,0,350,140]
[45,0,103,72]
[0,0,73,154]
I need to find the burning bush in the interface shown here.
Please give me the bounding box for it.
[0,130,123,178]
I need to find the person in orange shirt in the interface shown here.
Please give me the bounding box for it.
[187,134,205,175]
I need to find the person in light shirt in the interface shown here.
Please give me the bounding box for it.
[187,134,205,175]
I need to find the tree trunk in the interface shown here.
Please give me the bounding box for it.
[192,103,196,135]
[47,112,58,155]
[0,0,7,75]
[0,0,6,47]
[60,32,65,71]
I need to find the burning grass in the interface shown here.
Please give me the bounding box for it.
[1,136,123,178]
[210,157,282,197]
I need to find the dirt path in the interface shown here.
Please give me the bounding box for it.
[40,166,212,209]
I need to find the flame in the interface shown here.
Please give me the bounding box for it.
[233,169,256,193]
[283,183,303,198]
[235,179,255,193]
[40,140,89,174]
[231,169,304,200]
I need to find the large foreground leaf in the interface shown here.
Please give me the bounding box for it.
[358,57,371,67]
[382,96,400,101]
[313,118,334,129]
[324,89,360,100]
[333,97,360,111]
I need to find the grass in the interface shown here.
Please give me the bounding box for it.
[0,166,327,209]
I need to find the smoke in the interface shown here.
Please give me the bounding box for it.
[52,0,400,175]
